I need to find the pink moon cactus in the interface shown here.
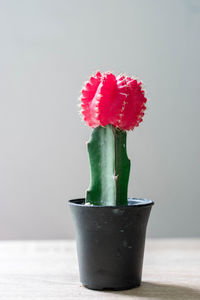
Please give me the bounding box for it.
[80,71,147,131]
[80,71,148,206]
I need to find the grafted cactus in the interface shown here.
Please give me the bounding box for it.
[80,71,147,206]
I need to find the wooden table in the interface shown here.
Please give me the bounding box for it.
[0,239,199,300]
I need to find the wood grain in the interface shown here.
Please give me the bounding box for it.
[0,239,200,300]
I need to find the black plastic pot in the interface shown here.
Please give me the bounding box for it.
[69,198,154,291]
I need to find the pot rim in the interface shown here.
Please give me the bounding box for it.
[68,198,154,208]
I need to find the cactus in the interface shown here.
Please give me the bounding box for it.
[80,71,147,206]
[86,125,130,205]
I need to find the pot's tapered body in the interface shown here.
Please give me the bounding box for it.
[69,198,154,291]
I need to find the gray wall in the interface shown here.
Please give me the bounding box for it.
[0,0,199,239]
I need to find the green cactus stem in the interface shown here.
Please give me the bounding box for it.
[86,125,130,206]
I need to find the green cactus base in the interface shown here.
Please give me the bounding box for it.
[86,125,130,206]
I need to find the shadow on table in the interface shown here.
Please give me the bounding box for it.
[111,282,200,300]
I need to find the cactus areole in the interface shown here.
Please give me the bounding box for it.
[80,71,147,206]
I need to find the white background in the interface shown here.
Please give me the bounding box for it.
[0,0,199,239]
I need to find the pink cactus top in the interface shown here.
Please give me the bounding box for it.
[80,71,147,131]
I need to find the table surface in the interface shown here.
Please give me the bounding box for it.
[0,239,200,300]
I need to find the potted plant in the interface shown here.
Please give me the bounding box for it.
[69,71,154,290]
